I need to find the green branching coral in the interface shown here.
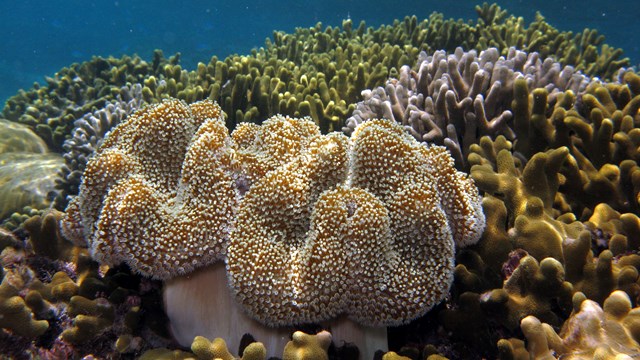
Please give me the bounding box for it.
[475,2,629,79]
[2,51,179,151]
[3,3,627,159]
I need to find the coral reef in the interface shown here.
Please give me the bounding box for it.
[2,51,178,151]
[0,212,171,359]
[2,4,627,161]
[1,3,639,359]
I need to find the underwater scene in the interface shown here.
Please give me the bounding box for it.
[1,0,640,359]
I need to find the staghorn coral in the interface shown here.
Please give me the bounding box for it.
[0,217,172,358]
[345,47,588,170]
[139,330,330,360]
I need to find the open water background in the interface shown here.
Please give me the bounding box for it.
[1,0,639,105]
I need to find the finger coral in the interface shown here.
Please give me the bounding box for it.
[503,291,640,359]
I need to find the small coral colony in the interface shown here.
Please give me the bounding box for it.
[1,3,640,359]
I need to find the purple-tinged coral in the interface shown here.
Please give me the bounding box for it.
[345,47,590,169]
[55,83,147,207]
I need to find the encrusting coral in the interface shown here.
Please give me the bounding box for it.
[60,97,485,358]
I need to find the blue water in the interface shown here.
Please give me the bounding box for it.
[1,0,639,105]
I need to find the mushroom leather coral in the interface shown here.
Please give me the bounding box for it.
[61,99,235,280]
[227,117,485,327]
[61,99,485,357]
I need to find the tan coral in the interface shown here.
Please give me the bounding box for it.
[61,99,236,280]
[61,102,484,358]
[512,291,640,359]
[228,117,484,329]
[283,331,331,360]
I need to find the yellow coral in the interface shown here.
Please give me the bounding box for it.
[515,291,640,359]
[283,331,331,360]
[227,117,484,327]
[62,99,237,280]
[191,336,266,360]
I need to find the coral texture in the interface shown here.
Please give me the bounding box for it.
[62,99,236,280]
[62,97,484,330]
[55,83,147,206]
[227,117,485,327]
[508,291,640,359]
[0,120,63,222]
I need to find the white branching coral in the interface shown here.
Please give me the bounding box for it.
[345,47,590,169]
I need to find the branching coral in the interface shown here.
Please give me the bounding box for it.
[345,47,588,170]
[2,51,178,151]
[3,4,626,165]
[55,83,147,207]
[504,291,640,359]
[474,3,629,79]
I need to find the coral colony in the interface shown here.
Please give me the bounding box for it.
[1,3,640,359]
